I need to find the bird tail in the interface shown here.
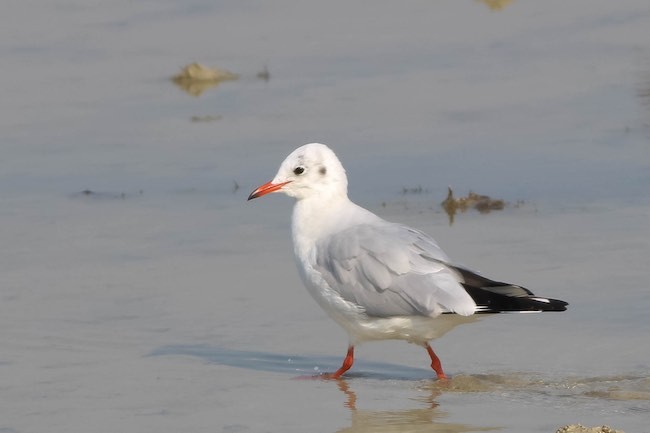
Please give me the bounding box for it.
[451,265,568,313]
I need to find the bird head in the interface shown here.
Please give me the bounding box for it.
[248,143,348,201]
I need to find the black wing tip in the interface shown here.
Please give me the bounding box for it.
[465,285,569,313]
[549,298,569,311]
[452,265,568,313]
[475,300,568,313]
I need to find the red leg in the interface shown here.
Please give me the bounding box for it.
[324,346,354,379]
[425,343,448,380]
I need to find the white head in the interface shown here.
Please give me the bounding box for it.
[248,143,348,201]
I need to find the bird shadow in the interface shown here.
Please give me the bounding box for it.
[149,344,436,381]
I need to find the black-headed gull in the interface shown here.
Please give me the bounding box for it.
[248,143,567,379]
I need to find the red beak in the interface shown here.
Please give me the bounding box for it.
[248,180,291,200]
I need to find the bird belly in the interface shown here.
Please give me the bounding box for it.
[301,268,481,345]
[341,314,482,345]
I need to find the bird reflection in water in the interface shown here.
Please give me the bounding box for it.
[332,379,497,433]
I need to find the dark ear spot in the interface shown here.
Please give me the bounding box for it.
[319,166,327,175]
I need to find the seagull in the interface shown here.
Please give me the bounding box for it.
[248,143,568,379]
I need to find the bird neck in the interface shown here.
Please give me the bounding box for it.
[291,193,350,254]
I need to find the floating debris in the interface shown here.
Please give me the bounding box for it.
[402,185,428,195]
[637,64,650,128]
[173,62,239,82]
[171,62,239,97]
[556,425,624,433]
[71,190,143,200]
[441,187,506,225]
[190,115,223,123]
[256,65,270,82]
[442,187,505,214]
[476,0,514,11]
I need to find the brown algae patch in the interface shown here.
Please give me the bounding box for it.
[441,187,513,224]
[476,0,515,11]
[441,187,505,214]
[171,62,239,96]
[172,62,239,81]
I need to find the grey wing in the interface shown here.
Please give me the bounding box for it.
[313,223,476,317]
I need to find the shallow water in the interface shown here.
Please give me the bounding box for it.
[1,1,650,432]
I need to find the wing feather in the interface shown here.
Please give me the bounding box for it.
[314,223,476,318]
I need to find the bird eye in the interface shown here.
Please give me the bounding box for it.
[293,166,305,175]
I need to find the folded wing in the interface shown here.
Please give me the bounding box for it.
[314,223,477,318]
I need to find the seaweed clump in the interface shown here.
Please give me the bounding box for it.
[441,187,506,225]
